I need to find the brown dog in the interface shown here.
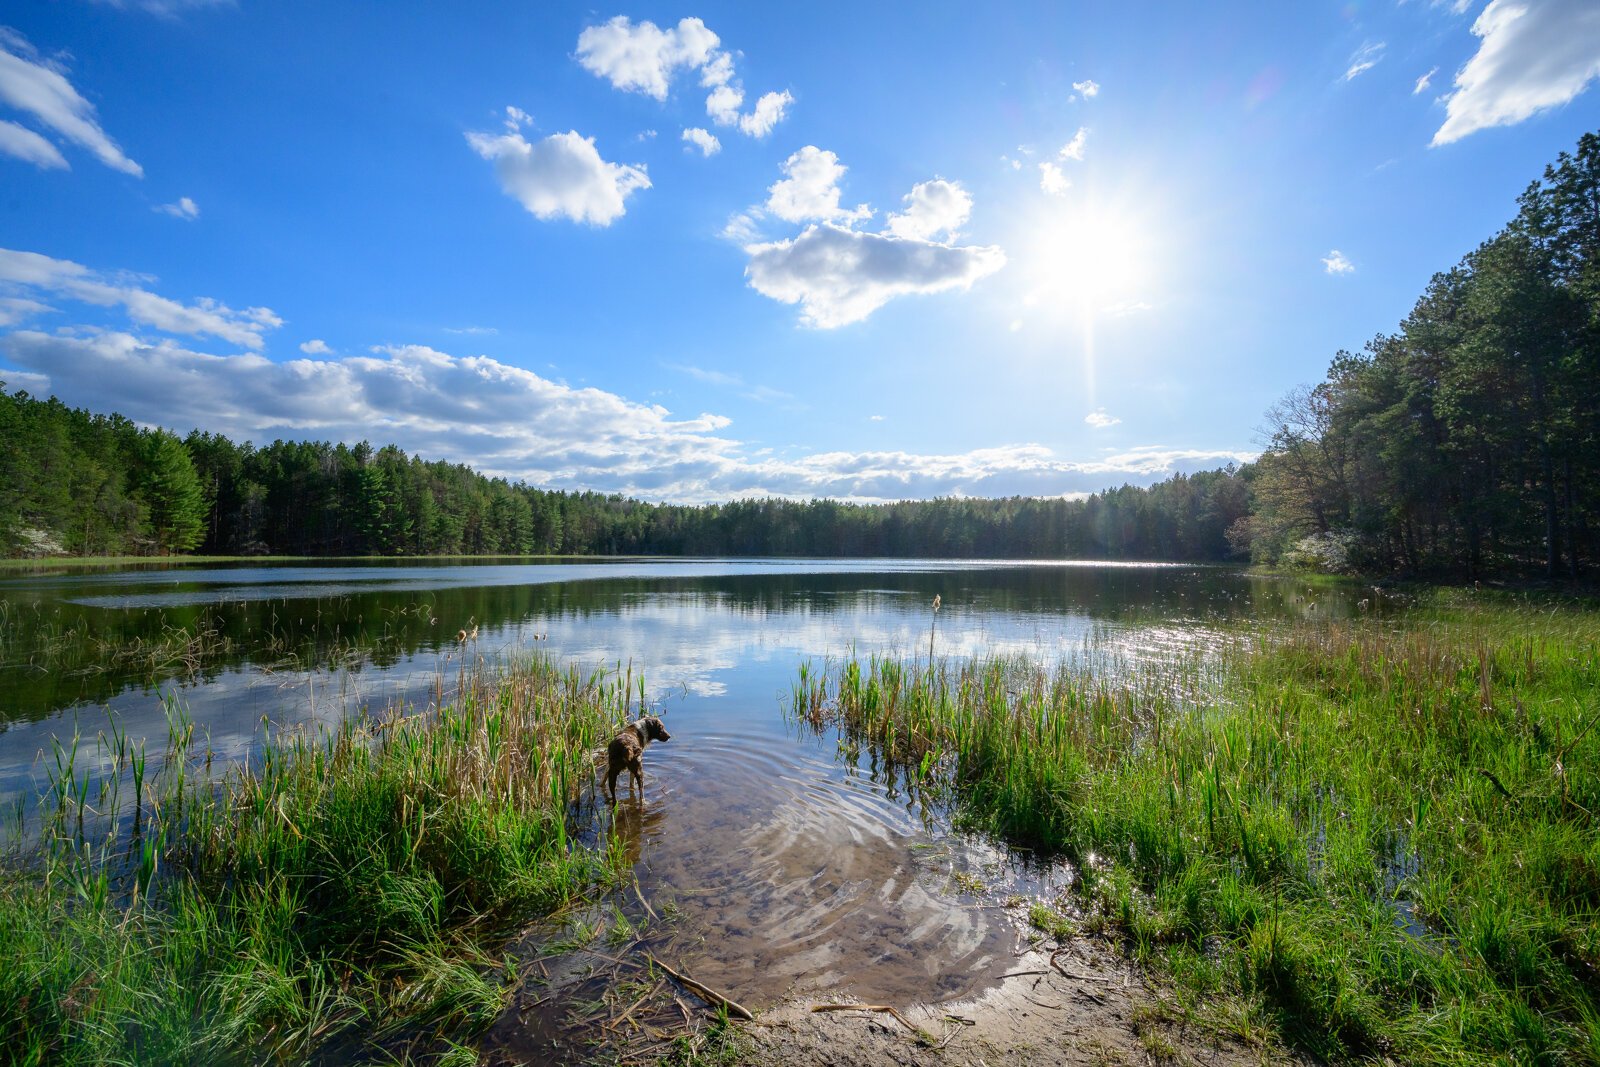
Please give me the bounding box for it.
[605,715,671,803]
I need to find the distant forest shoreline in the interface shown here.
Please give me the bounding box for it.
[3,132,1596,579]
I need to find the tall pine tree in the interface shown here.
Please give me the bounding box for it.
[138,430,207,554]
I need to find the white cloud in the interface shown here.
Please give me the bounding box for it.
[576,17,791,139]
[1415,66,1439,94]
[155,196,200,220]
[745,224,1005,329]
[721,209,765,244]
[0,330,1255,502]
[299,339,332,355]
[0,296,51,326]
[1085,408,1121,428]
[1035,130,1086,194]
[869,414,885,421]
[0,29,142,176]
[466,127,649,226]
[736,89,792,137]
[574,16,719,100]
[1322,249,1355,274]
[744,151,1005,327]
[1432,0,1600,146]
[764,146,871,225]
[700,51,735,88]
[682,126,721,157]
[705,84,742,125]
[0,247,280,348]
[0,118,67,169]
[0,365,48,393]
[884,179,972,242]
[1072,79,1100,98]
[1344,41,1386,81]
[443,325,498,336]
[1057,127,1089,161]
[704,78,793,138]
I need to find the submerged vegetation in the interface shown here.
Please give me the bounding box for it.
[0,656,638,1064]
[796,591,1600,1063]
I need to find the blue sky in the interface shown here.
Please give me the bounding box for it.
[2,1,1598,503]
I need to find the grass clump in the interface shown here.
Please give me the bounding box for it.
[798,591,1600,1063]
[1027,901,1075,941]
[0,655,636,1064]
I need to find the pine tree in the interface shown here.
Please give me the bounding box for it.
[138,430,207,554]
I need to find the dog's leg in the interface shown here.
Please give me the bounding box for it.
[606,766,620,805]
[630,757,643,796]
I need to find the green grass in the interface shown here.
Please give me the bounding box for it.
[796,591,1600,1064]
[0,655,639,1064]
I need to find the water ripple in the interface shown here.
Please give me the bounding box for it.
[614,727,1011,1004]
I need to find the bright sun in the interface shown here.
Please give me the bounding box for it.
[1025,205,1152,313]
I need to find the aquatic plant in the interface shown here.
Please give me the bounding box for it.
[0,655,639,1064]
[799,592,1600,1062]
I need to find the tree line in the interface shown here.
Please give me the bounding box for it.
[2,131,1595,577]
[0,388,1250,562]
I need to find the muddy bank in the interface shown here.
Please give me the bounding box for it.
[743,940,1275,1067]
[479,889,1284,1067]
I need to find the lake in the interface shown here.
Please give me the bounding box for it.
[0,558,1365,1056]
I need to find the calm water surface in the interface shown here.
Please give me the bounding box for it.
[0,558,1364,1052]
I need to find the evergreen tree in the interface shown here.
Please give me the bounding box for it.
[138,430,207,554]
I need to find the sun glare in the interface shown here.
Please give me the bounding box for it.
[1025,205,1153,314]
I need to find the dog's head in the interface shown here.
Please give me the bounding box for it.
[638,715,671,743]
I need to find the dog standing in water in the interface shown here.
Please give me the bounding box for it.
[605,715,671,804]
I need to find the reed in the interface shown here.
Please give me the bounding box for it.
[799,591,1600,1063]
[0,655,637,1064]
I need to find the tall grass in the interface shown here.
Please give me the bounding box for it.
[0,655,637,1064]
[797,593,1600,1063]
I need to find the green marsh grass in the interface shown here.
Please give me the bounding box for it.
[797,592,1600,1064]
[1,655,639,1064]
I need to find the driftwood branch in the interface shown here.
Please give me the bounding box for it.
[646,953,754,1021]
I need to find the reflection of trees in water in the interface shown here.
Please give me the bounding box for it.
[0,565,1343,725]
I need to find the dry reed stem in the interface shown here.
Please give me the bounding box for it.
[646,954,754,1021]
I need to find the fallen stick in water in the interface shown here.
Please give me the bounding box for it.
[810,1002,920,1035]
[646,954,754,1021]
